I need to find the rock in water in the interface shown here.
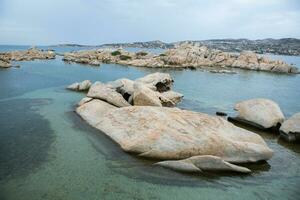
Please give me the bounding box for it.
[0,60,12,68]
[159,91,183,105]
[156,155,251,173]
[280,113,300,142]
[135,72,173,92]
[67,80,92,91]
[67,82,80,91]
[87,82,131,107]
[133,84,162,107]
[78,80,92,91]
[230,98,285,129]
[77,97,93,106]
[76,102,273,163]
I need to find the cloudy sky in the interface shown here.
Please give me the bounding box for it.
[0,0,299,45]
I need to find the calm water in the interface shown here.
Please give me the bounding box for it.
[0,46,299,200]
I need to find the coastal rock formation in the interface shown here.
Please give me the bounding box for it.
[77,97,93,106]
[229,98,285,129]
[87,82,131,107]
[67,73,183,108]
[67,80,92,91]
[280,113,300,142]
[135,72,174,92]
[62,44,298,74]
[0,59,12,68]
[72,73,272,173]
[155,155,251,173]
[0,47,56,68]
[133,84,162,106]
[76,102,273,168]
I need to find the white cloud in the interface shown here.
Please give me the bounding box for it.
[0,0,299,44]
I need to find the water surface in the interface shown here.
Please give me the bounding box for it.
[0,46,299,200]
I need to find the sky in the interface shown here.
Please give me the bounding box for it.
[0,0,299,45]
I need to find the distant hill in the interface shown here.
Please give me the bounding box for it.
[177,38,300,56]
[54,38,300,56]
[99,40,174,49]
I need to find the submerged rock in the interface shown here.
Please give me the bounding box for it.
[73,73,273,173]
[77,103,273,163]
[280,113,300,142]
[229,98,285,130]
[156,155,251,173]
[0,59,12,68]
[67,80,92,91]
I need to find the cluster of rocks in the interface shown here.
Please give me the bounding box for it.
[228,98,300,142]
[67,73,183,108]
[62,43,298,74]
[68,73,275,174]
[0,47,56,68]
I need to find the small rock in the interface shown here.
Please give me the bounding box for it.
[231,98,285,129]
[155,155,251,173]
[280,113,300,142]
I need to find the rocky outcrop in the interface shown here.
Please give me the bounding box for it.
[67,73,183,108]
[76,102,273,172]
[73,74,273,173]
[229,98,285,130]
[280,113,300,142]
[87,82,131,107]
[67,80,92,91]
[77,97,93,106]
[0,59,12,68]
[62,44,298,74]
[0,47,56,68]
[155,155,251,173]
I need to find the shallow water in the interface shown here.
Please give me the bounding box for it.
[0,46,300,200]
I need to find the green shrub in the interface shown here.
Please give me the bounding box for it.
[120,55,132,60]
[159,53,166,56]
[136,51,148,56]
[111,50,121,56]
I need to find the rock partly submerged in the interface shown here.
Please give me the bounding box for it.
[0,47,56,68]
[71,73,273,174]
[155,155,251,173]
[62,43,298,74]
[229,98,285,130]
[280,113,300,142]
[67,80,92,91]
[76,101,273,173]
[67,73,183,108]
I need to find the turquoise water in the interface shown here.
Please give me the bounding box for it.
[0,47,300,200]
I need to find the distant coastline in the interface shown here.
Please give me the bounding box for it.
[51,38,300,56]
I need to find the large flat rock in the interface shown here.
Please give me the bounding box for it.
[76,100,273,163]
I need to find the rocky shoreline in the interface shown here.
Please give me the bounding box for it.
[62,43,299,74]
[1,44,298,74]
[0,47,55,68]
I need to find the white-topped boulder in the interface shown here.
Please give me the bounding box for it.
[231,98,285,129]
[280,113,300,142]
